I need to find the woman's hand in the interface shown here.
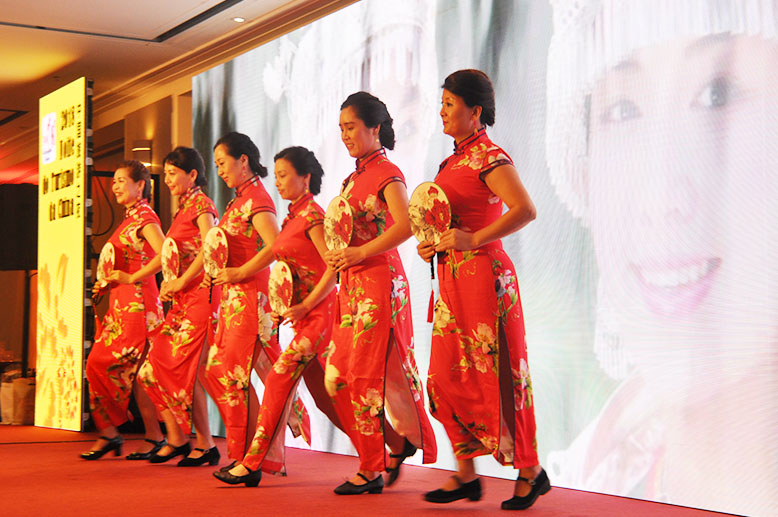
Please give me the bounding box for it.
[281,302,311,325]
[159,277,186,302]
[199,275,213,290]
[213,267,245,285]
[106,270,134,285]
[325,246,366,272]
[416,241,436,263]
[91,282,106,297]
[435,228,479,253]
[269,311,283,325]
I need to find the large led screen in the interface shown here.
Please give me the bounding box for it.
[192,2,778,515]
[36,77,89,430]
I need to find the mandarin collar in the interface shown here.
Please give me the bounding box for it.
[453,127,487,155]
[354,147,386,174]
[174,186,200,217]
[125,199,148,218]
[282,191,314,228]
[235,174,261,197]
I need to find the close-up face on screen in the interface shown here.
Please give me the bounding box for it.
[193,1,778,515]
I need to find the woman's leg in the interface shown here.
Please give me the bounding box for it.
[133,380,164,453]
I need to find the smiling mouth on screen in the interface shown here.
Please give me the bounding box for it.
[632,257,722,317]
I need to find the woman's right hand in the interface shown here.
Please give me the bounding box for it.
[159,277,186,302]
[199,275,213,290]
[416,241,436,263]
[91,282,105,297]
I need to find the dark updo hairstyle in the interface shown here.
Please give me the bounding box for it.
[214,132,268,178]
[163,146,207,188]
[340,92,395,150]
[117,159,151,200]
[442,69,496,127]
[274,146,325,195]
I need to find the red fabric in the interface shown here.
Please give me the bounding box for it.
[200,176,290,460]
[427,128,538,468]
[138,187,218,433]
[242,193,345,474]
[324,149,437,471]
[86,200,164,429]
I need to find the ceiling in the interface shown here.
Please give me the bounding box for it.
[0,0,327,183]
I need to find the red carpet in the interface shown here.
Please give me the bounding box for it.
[0,426,734,516]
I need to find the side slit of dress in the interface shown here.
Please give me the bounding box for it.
[383,330,425,452]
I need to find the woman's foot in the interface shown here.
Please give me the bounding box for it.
[334,472,384,495]
[385,438,417,487]
[126,437,166,460]
[424,476,482,503]
[213,462,262,487]
[501,468,551,510]
[177,446,220,467]
[149,442,191,463]
[80,435,123,460]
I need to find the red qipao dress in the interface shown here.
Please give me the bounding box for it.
[137,186,218,433]
[201,175,308,460]
[242,192,346,474]
[86,199,164,430]
[427,128,538,468]
[324,148,437,472]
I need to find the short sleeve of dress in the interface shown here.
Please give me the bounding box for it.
[375,163,406,200]
[191,192,218,222]
[248,186,277,219]
[478,146,514,182]
[302,205,325,233]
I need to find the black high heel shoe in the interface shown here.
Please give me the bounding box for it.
[501,469,551,510]
[213,464,262,487]
[424,476,482,503]
[334,473,384,495]
[177,446,220,467]
[385,438,417,487]
[80,436,123,460]
[126,438,166,460]
[149,442,192,463]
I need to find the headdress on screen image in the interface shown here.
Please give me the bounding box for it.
[545,0,778,224]
[546,0,778,379]
[262,0,438,151]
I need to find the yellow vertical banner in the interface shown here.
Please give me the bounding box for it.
[36,77,89,430]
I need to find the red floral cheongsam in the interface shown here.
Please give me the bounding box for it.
[86,199,164,430]
[201,175,308,460]
[138,187,218,433]
[324,148,437,471]
[428,128,538,468]
[242,192,346,474]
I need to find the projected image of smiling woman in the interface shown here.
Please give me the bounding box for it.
[545,1,778,515]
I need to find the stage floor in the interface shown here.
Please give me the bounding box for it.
[0,426,733,516]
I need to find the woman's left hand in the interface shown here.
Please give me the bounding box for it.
[281,303,311,325]
[325,246,366,272]
[435,228,479,252]
[106,270,134,285]
[212,267,244,285]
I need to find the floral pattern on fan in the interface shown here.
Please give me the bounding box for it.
[324,195,353,250]
[268,261,294,315]
[161,237,180,282]
[408,181,451,245]
[96,242,115,288]
[203,227,229,278]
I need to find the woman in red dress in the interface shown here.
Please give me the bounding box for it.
[324,92,437,495]
[202,132,308,467]
[417,69,548,510]
[214,146,348,486]
[81,160,166,460]
[136,146,219,466]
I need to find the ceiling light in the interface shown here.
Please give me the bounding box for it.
[232,17,245,23]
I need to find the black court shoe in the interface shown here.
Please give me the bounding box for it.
[501,469,551,510]
[385,438,418,487]
[80,436,123,460]
[126,438,166,460]
[334,473,384,495]
[177,446,220,467]
[219,460,238,472]
[213,465,262,487]
[424,476,482,503]
[149,442,192,463]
